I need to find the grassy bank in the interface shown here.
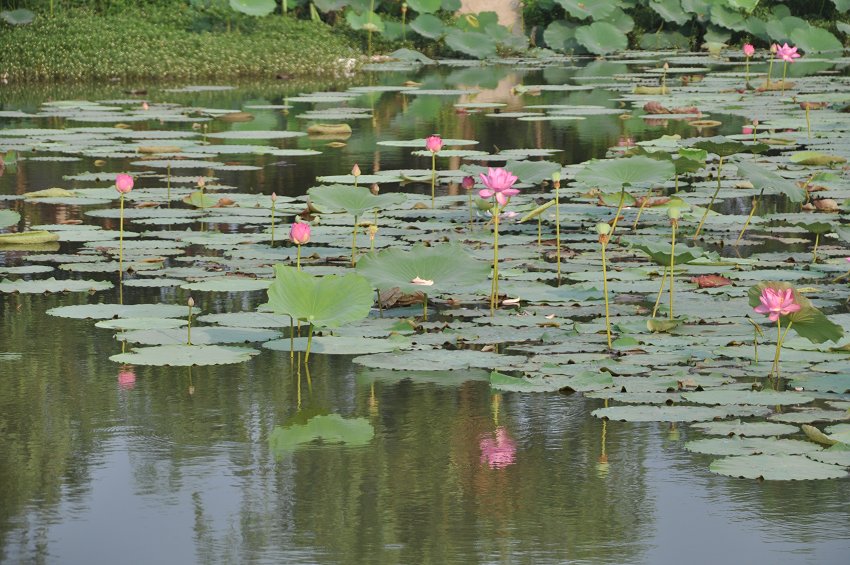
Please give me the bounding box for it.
[0,7,361,82]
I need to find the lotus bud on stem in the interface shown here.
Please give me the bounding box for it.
[597,222,613,349]
[747,317,763,365]
[351,163,361,189]
[351,216,359,266]
[661,62,669,94]
[426,134,443,208]
[462,175,475,226]
[368,224,378,252]
[667,207,679,321]
[187,297,195,345]
[752,119,758,142]
[401,2,407,42]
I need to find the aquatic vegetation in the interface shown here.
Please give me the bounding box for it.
[478,167,519,316]
[776,42,801,93]
[289,222,311,270]
[425,134,442,208]
[742,43,754,87]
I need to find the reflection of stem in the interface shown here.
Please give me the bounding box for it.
[305,324,314,363]
[735,190,762,246]
[632,186,654,230]
[492,393,500,426]
[669,221,676,321]
[490,206,500,316]
[694,156,723,239]
[187,304,193,346]
[422,293,428,321]
[652,268,668,318]
[289,316,295,360]
[430,152,436,208]
[601,239,612,349]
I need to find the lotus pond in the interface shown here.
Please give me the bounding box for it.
[1,55,850,563]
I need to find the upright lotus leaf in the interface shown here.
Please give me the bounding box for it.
[576,156,675,192]
[229,0,276,16]
[734,161,807,203]
[630,238,704,266]
[692,137,769,158]
[410,13,445,39]
[307,185,405,217]
[444,30,497,59]
[575,21,628,55]
[407,0,441,13]
[356,243,490,295]
[503,160,562,184]
[748,282,843,344]
[269,414,374,454]
[650,0,690,25]
[313,0,350,12]
[345,9,385,32]
[790,26,843,52]
[264,265,372,328]
[543,20,580,52]
[0,210,20,228]
[556,0,617,20]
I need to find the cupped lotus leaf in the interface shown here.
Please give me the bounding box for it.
[308,185,406,217]
[110,344,259,366]
[444,30,497,59]
[95,318,187,330]
[356,243,490,295]
[489,370,614,392]
[0,278,112,294]
[593,405,769,422]
[0,231,60,245]
[183,190,218,209]
[229,0,276,16]
[502,160,562,184]
[682,390,815,406]
[181,277,271,292]
[0,8,35,25]
[269,415,374,454]
[790,26,843,52]
[0,210,20,228]
[685,437,823,457]
[574,22,628,55]
[630,238,704,266]
[734,161,807,203]
[353,349,526,371]
[692,137,769,158]
[748,282,843,344]
[264,336,403,355]
[410,13,445,39]
[263,266,373,328]
[709,454,848,480]
[802,424,839,446]
[48,303,195,320]
[690,419,799,437]
[789,151,846,166]
[576,156,675,190]
[118,326,278,345]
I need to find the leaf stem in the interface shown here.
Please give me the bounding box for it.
[694,156,723,239]
[305,323,314,363]
[652,267,668,319]
[669,220,676,321]
[735,189,762,246]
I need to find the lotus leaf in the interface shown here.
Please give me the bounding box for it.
[110,344,259,366]
[748,282,843,344]
[576,156,675,191]
[734,161,807,203]
[709,454,848,480]
[690,419,799,437]
[593,405,769,422]
[47,303,195,320]
[118,327,279,345]
[685,437,822,457]
[0,277,112,294]
[308,185,406,217]
[0,210,20,228]
[0,231,60,245]
[269,415,374,453]
[682,390,815,406]
[264,336,403,355]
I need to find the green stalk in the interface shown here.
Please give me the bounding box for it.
[805,105,811,140]
[694,156,723,239]
[632,186,654,231]
[766,56,774,88]
[601,238,612,349]
[736,189,762,246]
[297,244,302,270]
[652,268,668,319]
[118,193,125,276]
[555,182,561,285]
[490,204,500,316]
[669,220,676,321]
[187,300,194,346]
[167,164,171,208]
[290,316,294,360]
[270,199,276,246]
[606,187,627,247]
[812,232,820,263]
[467,190,473,226]
[430,152,436,208]
[367,0,375,57]
[537,216,542,247]
[745,56,750,87]
[422,293,428,321]
[305,324,314,363]
[351,216,359,266]
[781,61,788,94]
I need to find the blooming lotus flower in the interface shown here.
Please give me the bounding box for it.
[115,174,134,194]
[480,427,516,469]
[289,222,311,245]
[753,287,801,322]
[425,134,443,153]
[776,43,800,63]
[743,44,755,57]
[478,167,519,207]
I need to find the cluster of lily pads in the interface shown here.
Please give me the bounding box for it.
[2,51,850,477]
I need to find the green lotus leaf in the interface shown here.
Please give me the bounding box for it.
[789,375,850,394]
[95,318,187,331]
[197,311,292,328]
[410,13,444,39]
[118,326,279,345]
[0,277,112,294]
[308,184,405,217]
[489,370,614,392]
[789,151,847,166]
[0,8,35,25]
[576,156,675,191]
[748,282,843,344]
[269,414,374,454]
[352,349,526,371]
[181,277,271,292]
[650,0,690,25]
[0,231,60,245]
[685,437,822,457]
[229,0,276,16]
[502,160,562,184]
[0,210,20,228]
[734,161,807,203]
[629,238,704,266]
[183,190,218,209]
[519,200,556,223]
[690,419,799,437]
[407,0,442,13]
[356,243,490,295]
[263,265,373,328]
[682,390,815,406]
[806,444,850,467]
[802,424,839,446]
[768,409,850,424]
[556,0,616,20]
[575,21,628,55]
[110,344,259,366]
[592,405,768,422]
[790,25,843,52]
[47,303,195,320]
[692,137,769,158]
[709,454,848,480]
[264,336,403,355]
[543,20,580,52]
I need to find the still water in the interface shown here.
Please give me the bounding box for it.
[1,62,848,564]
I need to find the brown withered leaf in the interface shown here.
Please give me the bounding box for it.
[690,274,732,288]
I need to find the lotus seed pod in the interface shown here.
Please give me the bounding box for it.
[596,222,611,236]
[668,207,681,220]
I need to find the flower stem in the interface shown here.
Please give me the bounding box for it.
[304,324,314,363]
[297,244,302,271]
[607,187,627,247]
[735,189,762,246]
[745,57,750,87]
[767,57,774,88]
[167,164,171,208]
[422,293,428,321]
[555,183,561,286]
[652,267,668,319]
[805,105,811,139]
[601,239,612,350]
[187,303,193,346]
[669,220,676,321]
[270,199,276,246]
[812,232,820,263]
[490,204,500,316]
[118,193,125,278]
[467,190,473,226]
[781,61,788,94]
[632,186,654,231]
[694,156,723,239]
[430,152,436,209]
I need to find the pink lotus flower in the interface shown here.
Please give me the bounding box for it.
[118,368,136,390]
[425,134,443,153]
[776,43,800,63]
[289,222,311,245]
[461,175,475,190]
[480,427,516,469]
[115,173,134,194]
[743,44,755,57]
[753,287,801,322]
[478,167,519,207]
[742,126,754,135]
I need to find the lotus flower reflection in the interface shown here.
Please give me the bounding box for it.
[480,427,516,469]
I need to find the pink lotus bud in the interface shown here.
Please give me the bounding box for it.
[743,44,755,57]
[271,192,277,202]
[290,222,311,245]
[115,173,134,194]
[461,176,475,190]
[425,134,443,153]
[196,176,205,189]
[142,101,149,111]
[351,163,361,177]
[770,43,778,54]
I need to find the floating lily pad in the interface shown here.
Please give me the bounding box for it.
[685,437,822,456]
[690,419,799,437]
[0,277,112,294]
[48,303,195,320]
[682,390,815,406]
[709,454,848,480]
[353,349,526,371]
[181,277,271,292]
[593,405,769,422]
[109,344,259,366]
[264,336,403,355]
[95,318,188,330]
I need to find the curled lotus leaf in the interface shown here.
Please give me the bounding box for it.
[576,156,675,191]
